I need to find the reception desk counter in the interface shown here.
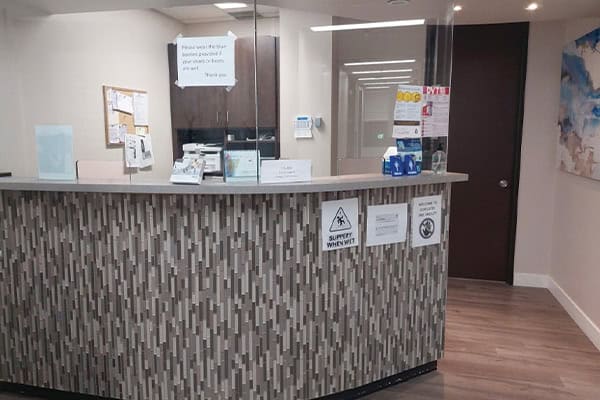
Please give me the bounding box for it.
[0,172,467,400]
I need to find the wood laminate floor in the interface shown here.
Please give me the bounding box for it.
[1,279,599,400]
[367,279,600,399]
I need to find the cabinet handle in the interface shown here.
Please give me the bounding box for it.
[227,111,229,124]
[217,112,220,123]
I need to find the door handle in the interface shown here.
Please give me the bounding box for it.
[499,179,509,189]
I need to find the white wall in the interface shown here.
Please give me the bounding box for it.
[279,9,332,177]
[0,9,26,175]
[0,9,182,179]
[550,17,600,334]
[514,21,564,277]
[516,17,600,342]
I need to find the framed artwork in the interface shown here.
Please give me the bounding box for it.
[558,28,600,179]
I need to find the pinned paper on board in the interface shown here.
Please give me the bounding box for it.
[114,92,133,114]
[133,92,149,126]
[103,86,149,146]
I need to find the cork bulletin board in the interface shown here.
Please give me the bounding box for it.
[102,85,149,146]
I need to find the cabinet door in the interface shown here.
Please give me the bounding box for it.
[168,44,226,130]
[256,36,278,129]
[226,38,257,128]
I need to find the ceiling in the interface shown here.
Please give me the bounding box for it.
[2,0,600,25]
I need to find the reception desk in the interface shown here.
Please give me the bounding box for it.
[0,173,467,400]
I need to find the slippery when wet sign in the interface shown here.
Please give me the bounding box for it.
[322,198,359,251]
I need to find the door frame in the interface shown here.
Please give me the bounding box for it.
[426,22,529,285]
[505,22,530,286]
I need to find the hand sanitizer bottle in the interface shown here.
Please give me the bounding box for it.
[432,143,447,174]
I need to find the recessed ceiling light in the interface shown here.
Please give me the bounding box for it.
[525,2,539,11]
[214,2,248,10]
[311,19,425,32]
[358,76,411,81]
[363,81,411,86]
[352,69,413,75]
[345,59,416,66]
[365,86,392,90]
[453,5,463,12]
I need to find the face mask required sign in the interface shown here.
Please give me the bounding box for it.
[322,198,359,251]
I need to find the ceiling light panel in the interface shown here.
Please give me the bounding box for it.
[358,76,411,81]
[344,60,416,67]
[352,69,413,75]
[214,3,248,10]
[311,19,425,32]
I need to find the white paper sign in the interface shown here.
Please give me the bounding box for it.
[133,92,149,126]
[138,134,155,168]
[411,195,442,248]
[115,91,134,114]
[422,86,450,138]
[125,134,154,169]
[125,134,140,168]
[177,36,236,87]
[260,160,312,184]
[366,204,408,247]
[393,85,423,139]
[322,198,359,251]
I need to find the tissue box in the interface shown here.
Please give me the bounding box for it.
[396,139,422,175]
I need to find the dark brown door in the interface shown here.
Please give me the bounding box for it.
[448,23,529,282]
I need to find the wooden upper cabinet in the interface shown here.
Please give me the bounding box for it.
[168,44,226,130]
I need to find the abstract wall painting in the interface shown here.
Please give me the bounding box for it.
[558,27,600,180]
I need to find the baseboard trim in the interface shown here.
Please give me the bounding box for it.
[513,273,549,288]
[547,278,600,352]
[315,361,437,399]
[0,362,438,400]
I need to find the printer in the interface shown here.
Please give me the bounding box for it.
[182,144,223,175]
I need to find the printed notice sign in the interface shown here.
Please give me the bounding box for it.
[366,204,408,247]
[422,86,451,138]
[322,198,359,251]
[176,36,236,87]
[260,160,312,184]
[393,85,423,139]
[411,195,442,248]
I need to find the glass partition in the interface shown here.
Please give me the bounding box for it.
[0,0,454,183]
[261,0,454,177]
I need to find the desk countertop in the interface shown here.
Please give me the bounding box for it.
[0,172,468,195]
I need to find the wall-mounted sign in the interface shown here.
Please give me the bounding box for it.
[422,86,451,138]
[411,195,442,248]
[393,85,423,139]
[322,198,359,251]
[176,36,236,87]
[366,203,408,247]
